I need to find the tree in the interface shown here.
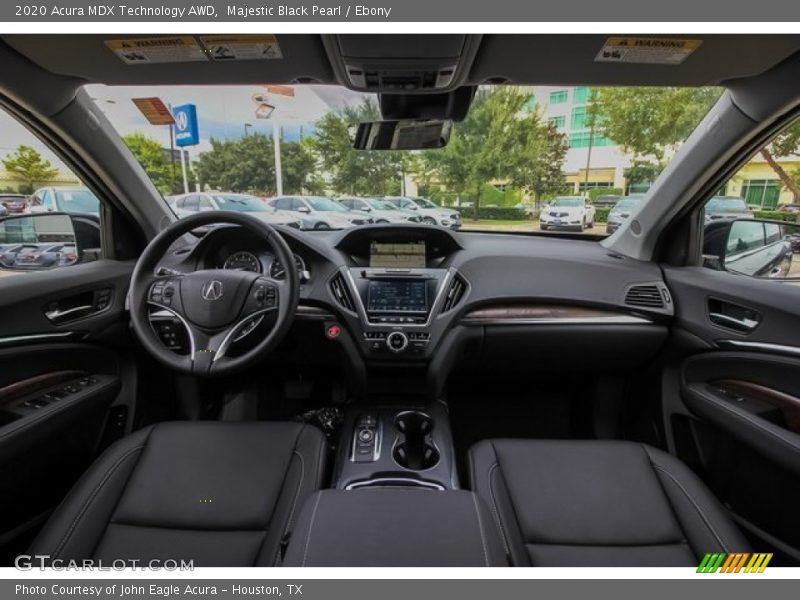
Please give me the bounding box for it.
[122,133,176,194]
[2,145,59,193]
[623,159,667,191]
[760,120,800,203]
[311,98,404,195]
[590,87,721,163]
[194,134,321,195]
[280,139,320,195]
[421,87,567,218]
[508,118,568,211]
[195,134,276,194]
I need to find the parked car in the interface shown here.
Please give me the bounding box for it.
[539,196,596,231]
[724,220,794,278]
[703,196,754,223]
[0,193,28,214]
[170,192,302,228]
[778,203,800,213]
[337,197,423,224]
[268,196,374,230]
[605,196,645,234]
[383,196,462,229]
[29,186,100,215]
[0,204,7,217]
[593,194,623,210]
[0,242,78,270]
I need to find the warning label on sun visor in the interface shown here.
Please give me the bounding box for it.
[595,37,702,65]
[105,37,208,64]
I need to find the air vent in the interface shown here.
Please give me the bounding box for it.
[329,273,356,312]
[441,275,467,313]
[624,284,665,309]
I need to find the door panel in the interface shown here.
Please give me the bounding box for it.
[0,259,134,562]
[663,265,800,563]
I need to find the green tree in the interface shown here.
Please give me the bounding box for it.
[311,98,404,195]
[2,145,59,193]
[760,120,800,203]
[194,134,320,195]
[508,118,569,211]
[195,134,276,194]
[122,133,176,194]
[422,87,567,219]
[590,87,721,163]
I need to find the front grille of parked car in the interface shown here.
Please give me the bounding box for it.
[329,273,357,312]
[450,214,461,220]
[624,284,665,309]
[549,211,569,217]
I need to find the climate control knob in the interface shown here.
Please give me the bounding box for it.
[386,331,409,353]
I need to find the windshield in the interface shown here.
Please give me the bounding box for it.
[307,197,348,212]
[366,199,398,210]
[613,197,644,211]
[88,83,720,234]
[550,197,583,207]
[56,189,100,214]
[706,197,748,212]
[211,194,266,212]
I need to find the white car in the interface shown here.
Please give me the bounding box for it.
[268,196,374,230]
[169,192,301,228]
[383,196,462,229]
[336,197,424,224]
[539,196,596,231]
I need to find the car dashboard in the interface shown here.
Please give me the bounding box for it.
[156,223,674,393]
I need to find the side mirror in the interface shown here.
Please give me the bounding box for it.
[0,213,98,271]
[297,206,311,214]
[704,218,800,279]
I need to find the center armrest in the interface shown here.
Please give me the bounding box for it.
[282,489,506,567]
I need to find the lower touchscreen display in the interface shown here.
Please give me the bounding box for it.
[367,279,428,313]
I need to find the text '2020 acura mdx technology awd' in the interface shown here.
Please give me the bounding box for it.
[1,34,800,568]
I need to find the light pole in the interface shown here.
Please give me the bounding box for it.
[273,120,283,196]
[244,123,252,136]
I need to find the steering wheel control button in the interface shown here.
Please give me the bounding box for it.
[386,331,409,353]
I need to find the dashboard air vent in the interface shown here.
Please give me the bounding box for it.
[330,273,356,312]
[441,275,467,313]
[624,284,665,309]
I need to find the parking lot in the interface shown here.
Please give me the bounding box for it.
[460,219,607,235]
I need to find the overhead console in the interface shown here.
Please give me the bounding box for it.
[323,34,483,93]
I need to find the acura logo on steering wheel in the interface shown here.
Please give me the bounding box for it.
[201,280,224,301]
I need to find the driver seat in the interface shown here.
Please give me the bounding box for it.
[29,421,326,567]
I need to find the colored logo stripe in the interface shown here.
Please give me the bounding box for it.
[697,553,772,573]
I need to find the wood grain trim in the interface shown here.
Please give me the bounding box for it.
[715,379,800,434]
[0,370,87,407]
[461,304,647,324]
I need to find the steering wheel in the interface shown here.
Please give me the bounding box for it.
[129,211,299,377]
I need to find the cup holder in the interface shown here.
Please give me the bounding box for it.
[393,411,440,471]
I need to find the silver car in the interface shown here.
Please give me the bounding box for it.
[268,196,374,230]
[337,197,423,224]
[170,192,301,228]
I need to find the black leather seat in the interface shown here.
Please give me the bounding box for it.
[469,439,748,567]
[30,421,326,567]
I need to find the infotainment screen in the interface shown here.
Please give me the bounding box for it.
[369,241,426,268]
[367,280,428,313]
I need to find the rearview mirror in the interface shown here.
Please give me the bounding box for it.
[0,213,80,271]
[704,218,800,279]
[351,119,453,150]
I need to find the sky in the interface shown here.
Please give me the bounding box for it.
[85,83,370,157]
[0,84,370,181]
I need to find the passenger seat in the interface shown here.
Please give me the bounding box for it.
[468,439,748,566]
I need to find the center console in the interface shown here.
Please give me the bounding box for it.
[332,402,458,490]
